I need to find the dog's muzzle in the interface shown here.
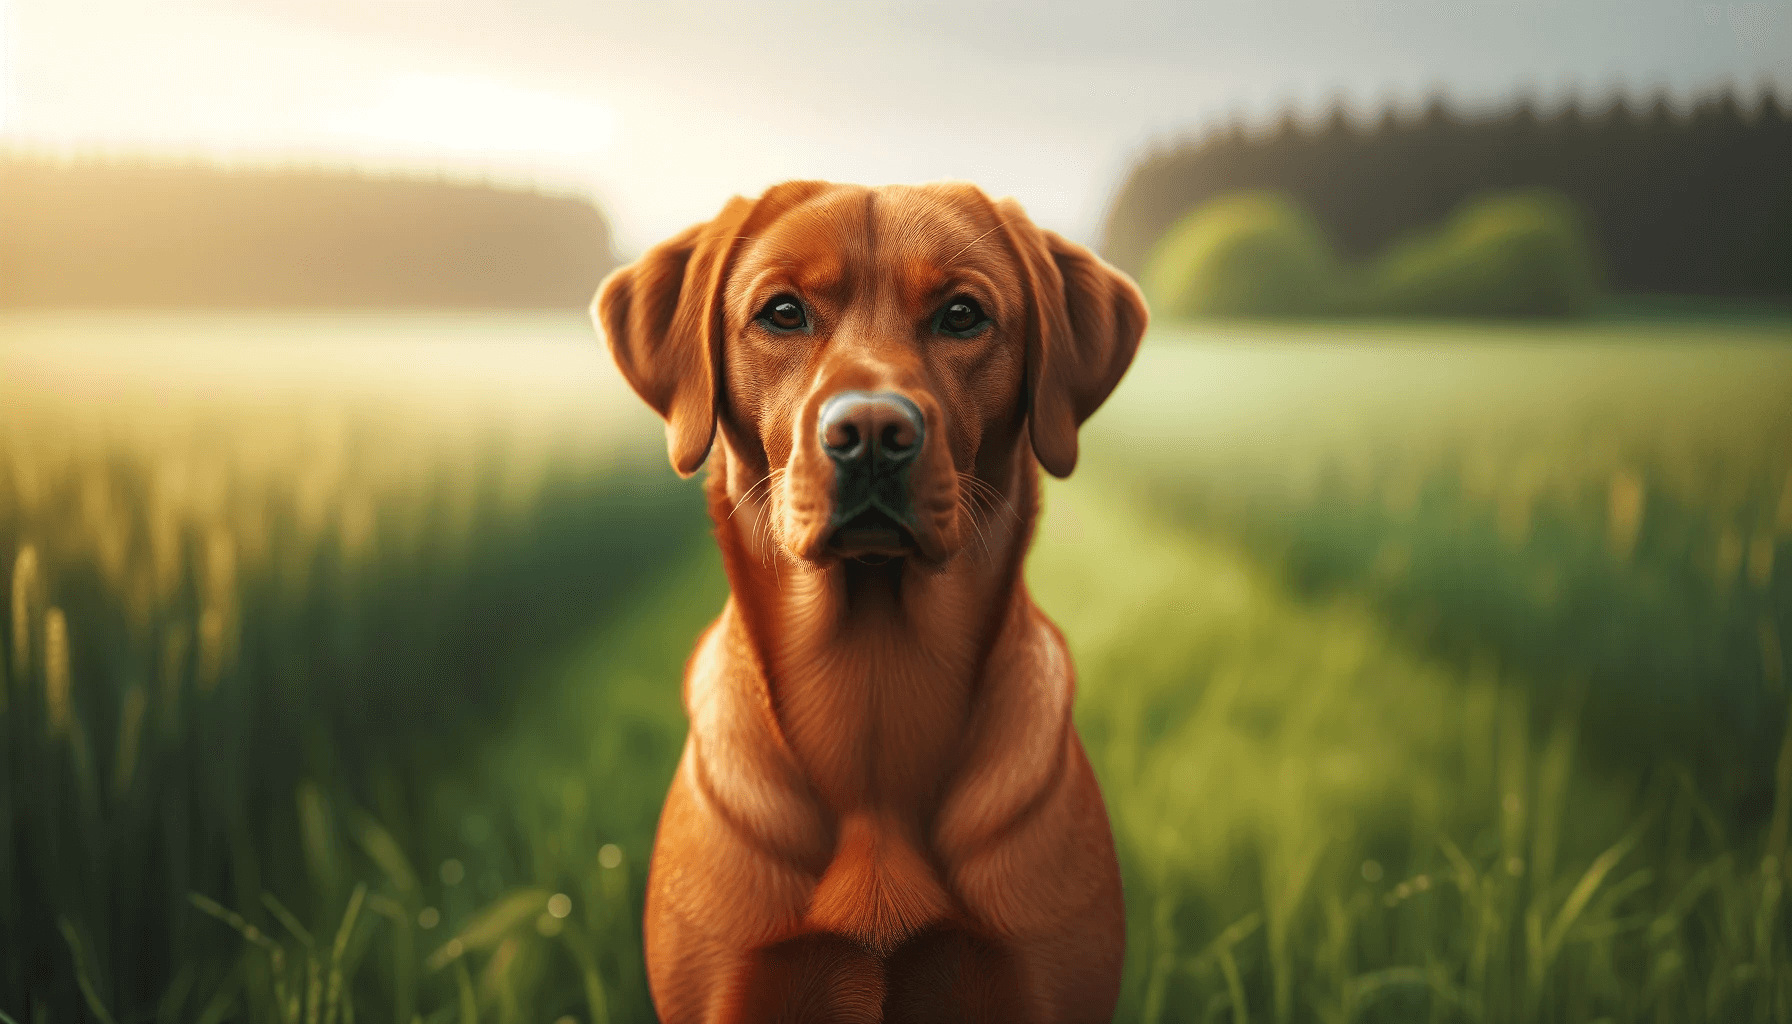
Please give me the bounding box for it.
[818,390,923,554]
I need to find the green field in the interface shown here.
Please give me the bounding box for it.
[2,312,1789,1023]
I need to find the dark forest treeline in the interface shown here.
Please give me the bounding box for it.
[0,155,618,308]
[1101,90,1792,299]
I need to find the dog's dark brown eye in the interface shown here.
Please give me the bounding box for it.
[936,298,987,336]
[759,296,807,332]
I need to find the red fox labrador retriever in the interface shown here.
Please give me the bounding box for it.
[594,180,1146,1023]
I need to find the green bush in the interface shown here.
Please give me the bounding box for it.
[1140,191,1342,317]
[1368,190,1602,317]
[1141,189,1604,319]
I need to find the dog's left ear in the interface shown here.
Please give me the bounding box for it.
[592,195,758,477]
[998,199,1149,478]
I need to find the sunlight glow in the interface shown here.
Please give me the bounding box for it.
[322,71,616,163]
[0,0,13,132]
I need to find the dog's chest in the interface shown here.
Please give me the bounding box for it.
[776,659,970,812]
[767,639,977,947]
[802,810,955,951]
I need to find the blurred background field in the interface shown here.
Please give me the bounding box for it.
[4,1,1792,1021]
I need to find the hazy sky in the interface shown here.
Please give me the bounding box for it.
[4,0,1787,253]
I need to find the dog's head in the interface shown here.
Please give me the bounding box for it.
[595,181,1146,567]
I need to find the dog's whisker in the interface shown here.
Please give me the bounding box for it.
[956,489,994,561]
[968,474,1006,509]
[956,472,1019,527]
[960,481,994,526]
[970,510,993,560]
[756,500,775,565]
[760,508,783,588]
[732,469,791,577]
[729,470,779,520]
[954,477,990,532]
[756,480,788,583]
[944,219,1009,268]
[959,472,1020,526]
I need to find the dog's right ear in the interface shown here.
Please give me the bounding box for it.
[593,195,757,477]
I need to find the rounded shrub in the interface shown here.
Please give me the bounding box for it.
[1140,191,1342,318]
[1370,190,1601,317]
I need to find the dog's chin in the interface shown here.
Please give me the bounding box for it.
[787,508,956,568]
[824,508,918,565]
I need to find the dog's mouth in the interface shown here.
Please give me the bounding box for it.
[825,507,917,563]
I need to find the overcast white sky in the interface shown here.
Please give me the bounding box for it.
[3,0,1787,254]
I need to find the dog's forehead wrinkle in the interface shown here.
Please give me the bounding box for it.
[740,187,1016,323]
[874,194,999,263]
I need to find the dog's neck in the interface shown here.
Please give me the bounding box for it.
[705,437,1040,822]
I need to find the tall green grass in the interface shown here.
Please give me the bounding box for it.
[4,316,1789,1021]
[0,376,706,1019]
[1087,323,1792,808]
[1037,478,1791,1022]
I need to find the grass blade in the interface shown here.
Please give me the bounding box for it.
[189,894,293,1019]
[58,918,119,1024]
[305,955,322,1024]
[351,811,420,898]
[455,959,478,1024]
[10,545,36,685]
[426,889,549,972]
[1538,811,1656,984]
[367,893,416,1024]
[262,892,317,950]
[1139,894,1177,1024]
[1345,966,1430,1018]
[297,782,339,902]
[323,882,367,1024]
[557,922,611,1024]
[1185,912,1262,1024]
[1218,943,1251,1024]
[189,893,278,952]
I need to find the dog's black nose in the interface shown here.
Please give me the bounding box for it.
[818,391,923,467]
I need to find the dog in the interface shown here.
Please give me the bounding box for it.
[594,180,1146,1023]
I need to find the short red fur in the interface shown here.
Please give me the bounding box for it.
[594,180,1147,1023]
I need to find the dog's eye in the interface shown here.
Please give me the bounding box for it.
[758,296,807,333]
[936,298,988,337]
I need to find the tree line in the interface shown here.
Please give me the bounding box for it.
[1101,89,1792,300]
[0,155,619,308]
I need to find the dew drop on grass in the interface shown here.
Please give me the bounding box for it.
[1361,860,1384,882]
[417,907,439,930]
[547,893,571,918]
[599,844,623,870]
[440,859,465,885]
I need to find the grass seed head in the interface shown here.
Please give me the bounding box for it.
[44,607,69,736]
[1607,468,1645,559]
[11,544,38,683]
[196,608,225,692]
